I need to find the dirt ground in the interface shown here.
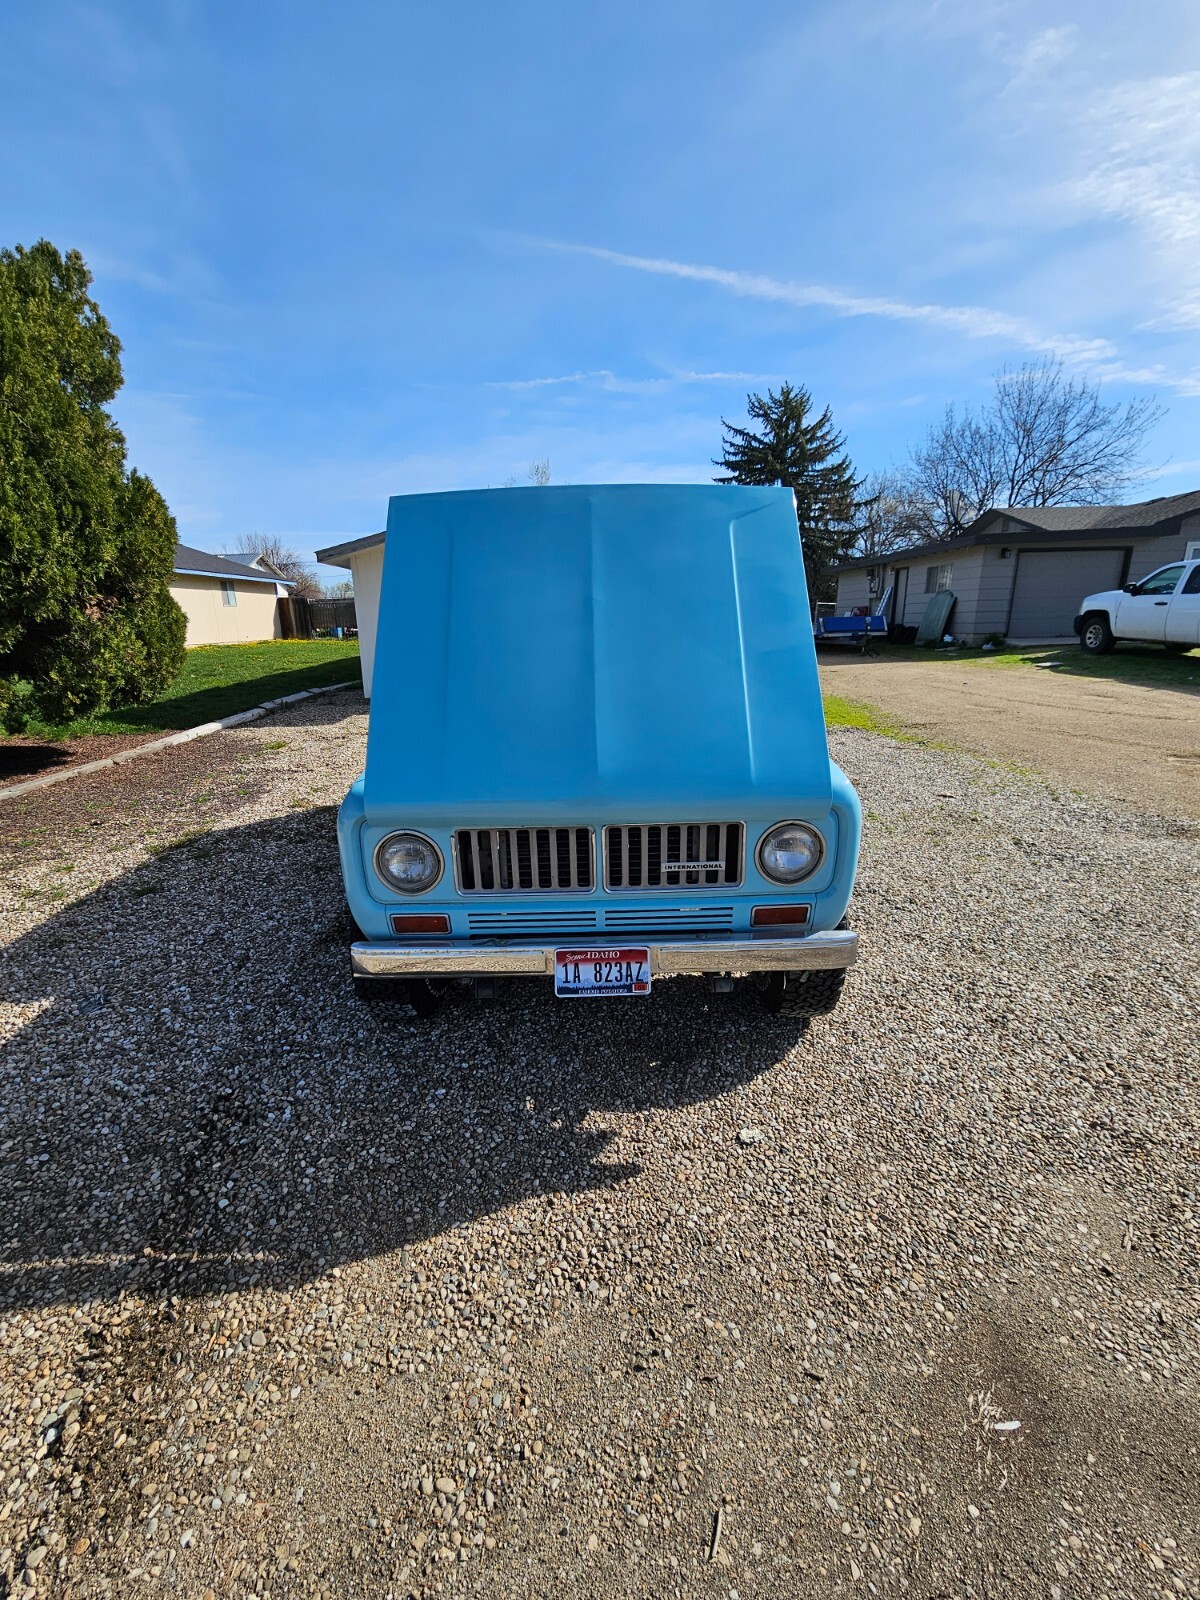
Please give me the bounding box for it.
[819,653,1200,821]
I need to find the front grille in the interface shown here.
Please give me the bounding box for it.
[604,823,744,890]
[455,828,594,893]
[604,905,735,932]
[468,909,599,938]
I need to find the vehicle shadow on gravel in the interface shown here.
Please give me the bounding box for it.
[1,806,802,1315]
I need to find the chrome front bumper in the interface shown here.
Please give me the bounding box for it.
[351,929,859,980]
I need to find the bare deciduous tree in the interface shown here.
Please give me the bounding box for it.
[233,535,321,598]
[500,459,552,488]
[853,469,938,560]
[909,359,1162,536]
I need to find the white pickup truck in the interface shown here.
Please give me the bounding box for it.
[1074,559,1200,655]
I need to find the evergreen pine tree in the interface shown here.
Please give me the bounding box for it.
[715,383,861,597]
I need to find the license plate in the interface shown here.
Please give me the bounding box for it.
[554,947,652,998]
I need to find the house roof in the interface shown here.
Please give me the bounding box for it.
[226,549,291,578]
[986,488,1200,532]
[315,532,385,568]
[833,489,1200,574]
[173,543,292,586]
[835,530,980,573]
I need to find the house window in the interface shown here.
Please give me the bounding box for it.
[221,581,238,607]
[924,563,953,593]
[1186,540,1200,561]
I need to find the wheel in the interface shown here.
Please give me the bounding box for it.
[353,976,443,1018]
[752,966,847,1019]
[1163,642,1193,655]
[1079,614,1115,654]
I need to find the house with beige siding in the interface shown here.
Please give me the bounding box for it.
[832,490,1200,644]
[170,544,291,646]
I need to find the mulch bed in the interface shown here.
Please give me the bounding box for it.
[0,731,270,864]
[0,733,166,789]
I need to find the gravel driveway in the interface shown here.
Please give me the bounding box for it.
[2,690,1197,1599]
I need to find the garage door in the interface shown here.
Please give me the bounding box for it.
[1008,549,1127,639]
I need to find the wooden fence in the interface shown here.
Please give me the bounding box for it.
[278,597,358,640]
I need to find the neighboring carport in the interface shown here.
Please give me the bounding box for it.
[1007,548,1127,640]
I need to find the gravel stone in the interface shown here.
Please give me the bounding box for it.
[1,691,1197,1599]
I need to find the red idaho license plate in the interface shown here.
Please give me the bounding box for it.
[553,947,652,998]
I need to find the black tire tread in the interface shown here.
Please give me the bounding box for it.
[1079,613,1115,654]
[756,966,847,1018]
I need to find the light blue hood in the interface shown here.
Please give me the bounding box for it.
[363,484,831,823]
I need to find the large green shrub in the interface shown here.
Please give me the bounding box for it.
[0,241,186,730]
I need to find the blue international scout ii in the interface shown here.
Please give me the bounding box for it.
[337,484,861,1022]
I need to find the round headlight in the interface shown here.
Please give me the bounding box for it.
[757,821,824,884]
[374,832,443,894]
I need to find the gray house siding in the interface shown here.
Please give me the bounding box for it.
[832,569,873,612]
[972,545,1021,637]
[1180,510,1200,554]
[894,549,987,632]
[835,550,989,633]
[1128,524,1196,581]
[831,497,1200,644]
[892,533,1193,640]
[966,533,1192,639]
[843,541,1136,642]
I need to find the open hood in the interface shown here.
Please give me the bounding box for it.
[363,484,832,822]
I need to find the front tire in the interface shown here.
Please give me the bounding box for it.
[1080,614,1115,654]
[752,966,847,1019]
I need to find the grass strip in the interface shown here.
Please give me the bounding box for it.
[14,640,362,741]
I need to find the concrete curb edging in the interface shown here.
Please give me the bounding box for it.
[0,680,362,804]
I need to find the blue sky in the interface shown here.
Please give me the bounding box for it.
[3,0,1198,579]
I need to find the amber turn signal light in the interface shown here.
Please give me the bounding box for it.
[389,913,451,935]
[750,904,810,927]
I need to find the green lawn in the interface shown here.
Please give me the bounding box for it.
[821,693,910,739]
[968,642,1200,690]
[823,639,1200,691]
[17,639,362,740]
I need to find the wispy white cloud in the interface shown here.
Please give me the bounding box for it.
[491,369,612,390]
[1005,24,1078,89]
[672,369,774,383]
[1070,72,1200,331]
[87,246,223,306]
[1136,457,1200,481]
[87,253,178,294]
[489,367,777,393]
[542,239,1200,396]
[547,239,1113,357]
